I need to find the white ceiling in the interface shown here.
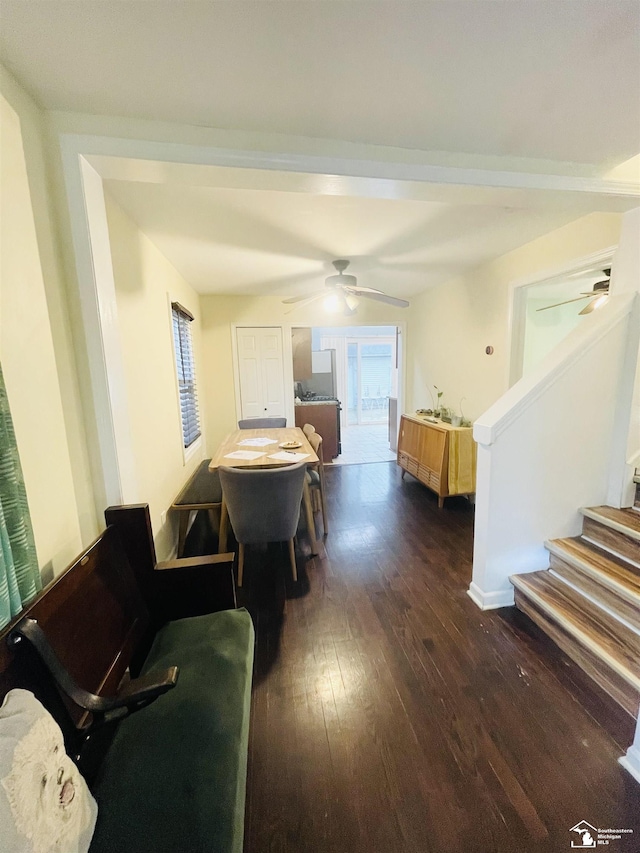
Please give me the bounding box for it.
[104,176,591,297]
[2,1,640,299]
[1,1,639,166]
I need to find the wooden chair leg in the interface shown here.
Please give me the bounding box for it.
[177,510,190,558]
[219,499,229,553]
[319,485,329,535]
[302,481,319,555]
[288,539,297,582]
[238,543,245,587]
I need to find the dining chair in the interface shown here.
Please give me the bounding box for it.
[302,423,316,439]
[218,461,307,586]
[306,432,328,536]
[238,417,287,429]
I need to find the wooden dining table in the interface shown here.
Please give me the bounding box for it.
[208,427,320,555]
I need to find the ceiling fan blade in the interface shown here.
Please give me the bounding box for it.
[283,292,328,313]
[357,291,410,308]
[349,286,385,295]
[282,290,324,304]
[536,294,595,312]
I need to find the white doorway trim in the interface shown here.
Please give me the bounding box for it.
[59,144,139,515]
[61,120,624,510]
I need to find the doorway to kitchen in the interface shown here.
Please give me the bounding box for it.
[292,325,401,465]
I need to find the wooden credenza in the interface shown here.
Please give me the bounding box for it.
[397,414,476,507]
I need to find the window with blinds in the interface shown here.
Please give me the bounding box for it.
[171,302,201,448]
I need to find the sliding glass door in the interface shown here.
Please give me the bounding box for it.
[347,338,395,425]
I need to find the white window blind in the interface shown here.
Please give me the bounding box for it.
[171,302,200,448]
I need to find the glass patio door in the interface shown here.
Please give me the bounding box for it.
[346,338,395,425]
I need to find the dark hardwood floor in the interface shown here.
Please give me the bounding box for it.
[237,462,639,853]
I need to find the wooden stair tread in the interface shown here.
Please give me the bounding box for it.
[510,571,640,688]
[546,537,640,597]
[582,506,640,541]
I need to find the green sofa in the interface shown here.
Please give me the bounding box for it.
[89,608,254,853]
[0,504,253,853]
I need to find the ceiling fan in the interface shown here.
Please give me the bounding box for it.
[282,260,409,316]
[536,268,611,315]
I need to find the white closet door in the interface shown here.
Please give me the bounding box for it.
[236,327,285,419]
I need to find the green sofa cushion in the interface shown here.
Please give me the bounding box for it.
[89,608,254,853]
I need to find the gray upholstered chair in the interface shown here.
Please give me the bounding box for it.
[219,461,307,586]
[306,432,328,535]
[238,417,286,429]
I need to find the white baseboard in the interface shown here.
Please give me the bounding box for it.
[467,582,515,610]
[619,746,640,784]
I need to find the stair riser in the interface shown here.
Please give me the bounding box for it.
[549,554,640,633]
[581,518,640,570]
[514,589,640,719]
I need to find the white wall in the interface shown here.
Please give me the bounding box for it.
[522,298,585,375]
[105,193,206,559]
[469,293,636,609]
[609,207,640,507]
[0,87,85,581]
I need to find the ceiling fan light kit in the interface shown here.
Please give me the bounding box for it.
[578,292,609,315]
[283,259,410,316]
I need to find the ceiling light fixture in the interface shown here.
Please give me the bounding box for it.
[283,259,410,317]
[578,293,609,315]
[345,294,359,312]
[323,293,342,314]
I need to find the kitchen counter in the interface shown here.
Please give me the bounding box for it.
[294,402,340,458]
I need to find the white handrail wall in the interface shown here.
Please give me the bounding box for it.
[469,291,639,610]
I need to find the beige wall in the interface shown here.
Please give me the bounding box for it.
[0,86,85,581]
[407,212,623,421]
[200,213,622,446]
[105,193,205,559]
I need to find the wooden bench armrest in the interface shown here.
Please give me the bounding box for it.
[8,617,178,727]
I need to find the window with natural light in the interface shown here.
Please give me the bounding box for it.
[171,302,200,448]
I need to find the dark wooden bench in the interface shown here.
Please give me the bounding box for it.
[170,459,223,557]
[0,504,254,853]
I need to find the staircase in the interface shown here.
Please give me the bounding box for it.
[510,492,640,719]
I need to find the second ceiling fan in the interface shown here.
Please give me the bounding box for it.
[282,260,409,316]
[536,268,611,315]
